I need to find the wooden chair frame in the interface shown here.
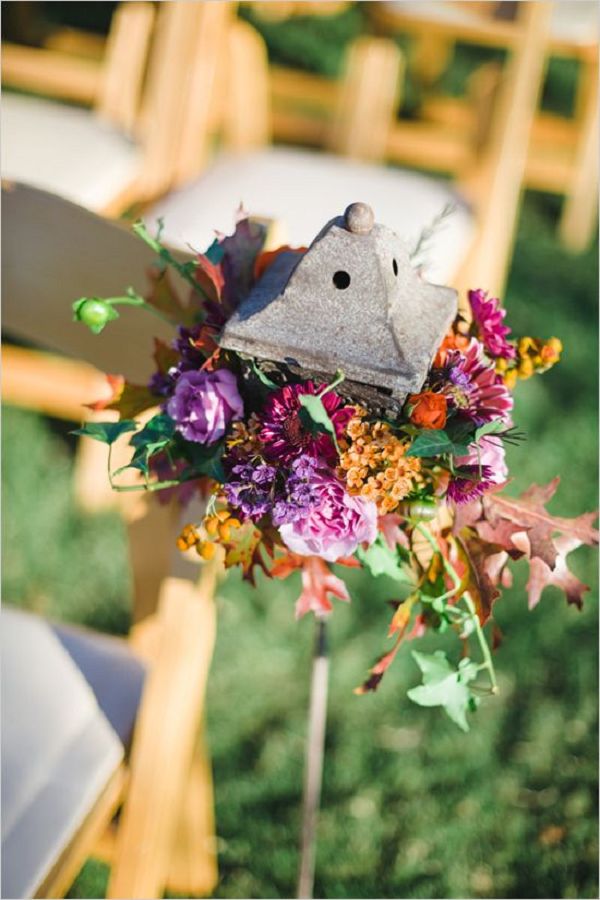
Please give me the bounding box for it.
[2,343,220,899]
[1,2,236,216]
[0,178,232,897]
[367,0,599,253]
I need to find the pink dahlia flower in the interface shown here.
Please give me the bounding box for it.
[167,368,243,444]
[279,472,378,562]
[448,434,508,504]
[468,289,516,360]
[445,339,513,425]
[456,434,508,484]
[259,381,354,464]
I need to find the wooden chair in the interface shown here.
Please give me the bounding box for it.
[1,1,234,216]
[368,0,599,253]
[1,181,220,899]
[144,3,550,299]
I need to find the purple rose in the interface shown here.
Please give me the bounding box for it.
[279,472,378,562]
[167,369,243,444]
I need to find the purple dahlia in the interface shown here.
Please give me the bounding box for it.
[258,382,354,464]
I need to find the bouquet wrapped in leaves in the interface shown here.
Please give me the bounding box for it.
[73,202,598,733]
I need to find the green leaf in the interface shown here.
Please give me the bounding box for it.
[356,535,415,584]
[298,393,340,451]
[407,650,478,732]
[406,430,453,458]
[129,413,175,449]
[181,440,226,482]
[128,413,176,475]
[71,420,138,445]
[474,420,505,442]
[250,359,278,388]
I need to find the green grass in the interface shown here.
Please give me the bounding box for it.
[3,189,597,900]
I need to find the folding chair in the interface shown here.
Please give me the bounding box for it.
[1,1,234,215]
[2,181,219,899]
[145,2,551,298]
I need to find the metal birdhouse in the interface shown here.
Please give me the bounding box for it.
[220,203,458,410]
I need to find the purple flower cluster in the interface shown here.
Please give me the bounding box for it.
[223,454,321,525]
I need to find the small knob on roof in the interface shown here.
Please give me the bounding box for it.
[344,202,374,235]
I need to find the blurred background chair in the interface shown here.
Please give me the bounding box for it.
[144,1,550,298]
[1,1,234,214]
[2,182,219,900]
[367,0,599,252]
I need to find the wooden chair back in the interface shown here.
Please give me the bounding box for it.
[1,181,219,898]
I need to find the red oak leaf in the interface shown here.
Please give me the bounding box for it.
[145,267,195,325]
[514,533,592,610]
[483,478,599,569]
[456,534,506,624]
[295,556,350,619]
[223,522,273,585]
[378,513,410,550]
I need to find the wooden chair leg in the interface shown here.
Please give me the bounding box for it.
[558,56,599,253]
[166,729,218,896]
[107,573,217,899]
[327,36,403,163]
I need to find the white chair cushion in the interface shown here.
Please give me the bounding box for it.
[381,1,598,45]
[147,147,474,285]
[1,607,123,899]
[1,92,140,212]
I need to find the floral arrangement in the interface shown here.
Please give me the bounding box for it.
[73,212,597,732]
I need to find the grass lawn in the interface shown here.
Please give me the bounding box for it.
[2,10,598,898]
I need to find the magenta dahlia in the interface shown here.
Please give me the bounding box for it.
[468,289,516,360]
[444,339,513,425]
[258,381,354,464]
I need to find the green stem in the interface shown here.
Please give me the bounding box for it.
[318,370,345,398]
[415,523,498,694]
[132,220,201,293]
[108,293,174,326]
[462,591,498,695]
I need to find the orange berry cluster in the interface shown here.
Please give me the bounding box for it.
[338,409,423,514]
[176,509,241,560]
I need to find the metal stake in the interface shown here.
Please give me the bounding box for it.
[297,617,330,900]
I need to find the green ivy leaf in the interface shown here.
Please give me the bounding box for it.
[407,650,478,732]
[356,535,415,584]
[72,420,138,445]
[181,440,226,482]
[298,393,340,452]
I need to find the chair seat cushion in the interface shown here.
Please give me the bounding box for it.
[1,607,127,898]
[51,621,146,748]
[147,147,474,284]
[1,93,140,212]
[380,0,597,44]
